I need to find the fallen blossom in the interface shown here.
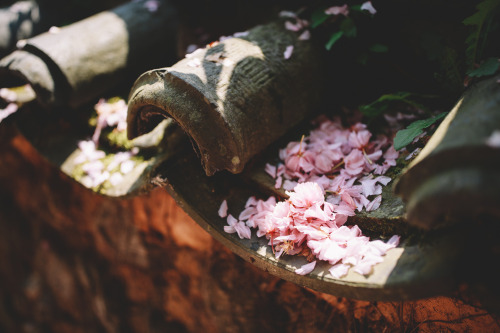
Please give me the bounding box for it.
[486,130,500,148]
[0,88,18,102]
[224,215,251,239]
[295,261,316,275]
[185,44,198,54]
[325,5,349,16]
[218,200,228,218]
[284,45,294,59]
[16,39,27,49]
[92,98,128,144]
[221,115,400,277]
[233,31,249,38]
[74,139,138,189]
[74,140,106,164]
[298,30,311,41]
[285,21,302,32]
[144,0,160,12]
[48,26,61,34]
[361,1,377,15]
[405,147,422,160]
[187,57,202,68]
[0,103,18,123]
[279,11,297,19]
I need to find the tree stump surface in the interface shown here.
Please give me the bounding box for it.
[1,119,500,333]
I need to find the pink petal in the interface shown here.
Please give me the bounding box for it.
[245,196,258,208]
[234,221,252,239]
[218,199,228,218]
[274,176,283,189]
[284,45,294,59]
[224,225,236,234]
[226,214,238,226]
[238,206,257,221]
[365,195,382,211]
[0,103,18,123]
[265,163,277,178]
[486,130,500,148]
[285,21,301,32]
[325,5,349,16]
[361,1,377,14]
[295,261,317,275]
[279,11,297,18]
[298,30,311,41]
[329,263,350,278]
[387,235,400,247]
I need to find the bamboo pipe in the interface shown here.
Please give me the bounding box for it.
[0,0,178,109]
[394,73,500,229]
[127,20,325,175]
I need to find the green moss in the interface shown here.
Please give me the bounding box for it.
[106,129,134,150]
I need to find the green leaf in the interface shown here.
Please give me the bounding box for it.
[311,8,329,28]
[369,43,388,53]
[340,17,357,37]
[325,31,344,50]
[463,0,500,68]
[467,57,500,77]
[394,112,448,150]
[350,4,362,12]
[360,92,428,118]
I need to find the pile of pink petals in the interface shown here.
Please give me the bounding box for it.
[220,116,401,278]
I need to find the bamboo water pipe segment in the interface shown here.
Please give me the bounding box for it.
[394,73,500,229]
[0,0,178,109]
[127,20,325,176]
[0,1,43,58]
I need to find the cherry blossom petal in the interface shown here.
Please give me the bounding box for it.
[486,130,500,148]
[298,30,311,41]
[234,221,252,239]
[284,45,294,59]
[329,263,350,278]
[265,163,277,178]
[275,176,283,189]
[295,261,317,275]
[218,199,228,218]
[361,1,377,15]
[325,5,349,16]
[287,182,324,208]
[285,21,301,32]
[0,103,18,123]
[365,195,382,211]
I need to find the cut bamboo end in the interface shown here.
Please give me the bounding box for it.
[395,73,500,229]
[0,0,178,109]
[127,20,325,176]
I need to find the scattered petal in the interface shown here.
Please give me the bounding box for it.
[486,130,500,148]
[295,261,317,275]
[284,45,294,59]
[298,30,311,41]
[16,39,27,49]
[329,263,350,278]
[233,31,249,38]
[325,5,349,16]
[144,0,160,12]
[218,200,228,218]
[0,103,18,123]
[361,1,377,15]
[49,26,61,34]
[279,10,297,18]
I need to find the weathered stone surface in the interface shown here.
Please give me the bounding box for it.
[1,120,499,333]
